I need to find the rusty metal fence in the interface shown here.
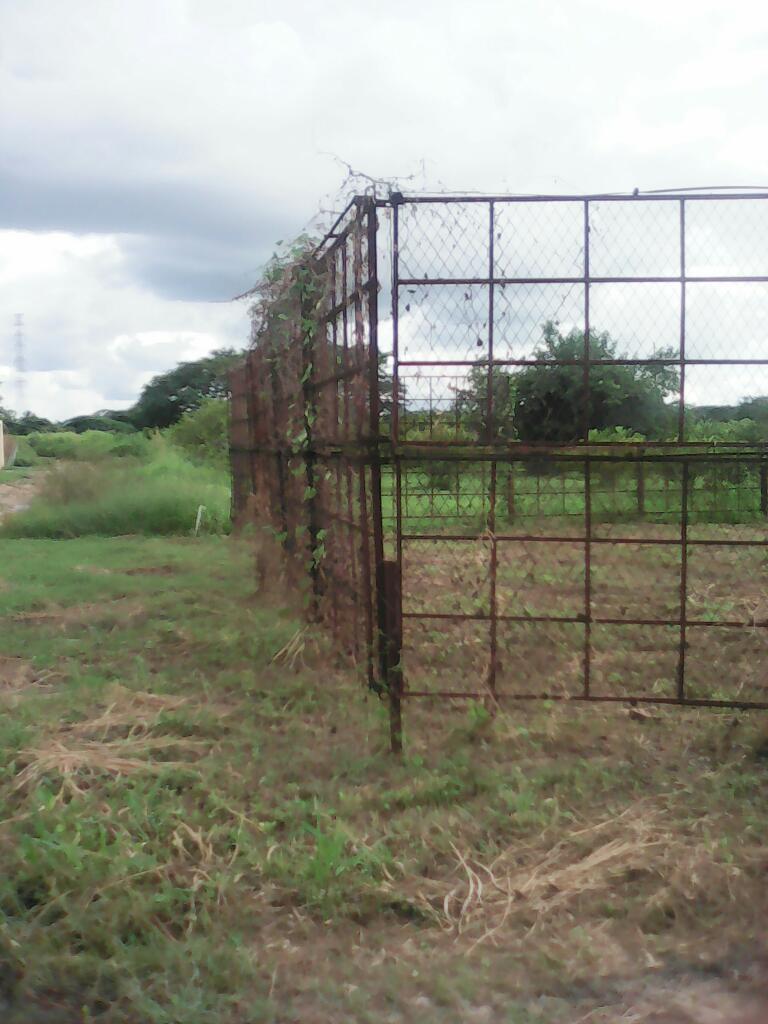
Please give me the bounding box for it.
[231,191,768,750]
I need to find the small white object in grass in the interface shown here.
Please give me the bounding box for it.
[194,505,207,536]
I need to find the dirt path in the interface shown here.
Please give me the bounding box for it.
[0,473,42,521]
[579,960,768,1023]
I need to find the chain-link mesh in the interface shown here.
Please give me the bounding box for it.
[232,192,768,748]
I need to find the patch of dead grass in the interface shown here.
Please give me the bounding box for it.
[407,802,765,956]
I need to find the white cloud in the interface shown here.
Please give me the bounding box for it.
[1,0,768,416]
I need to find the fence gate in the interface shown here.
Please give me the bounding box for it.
[232,190,768,750]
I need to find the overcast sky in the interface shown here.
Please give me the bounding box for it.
[1,0,767,419]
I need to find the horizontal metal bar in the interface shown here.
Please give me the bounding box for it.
[384,191,768,204]
[399,275,768,286]
[400,533,768,547]
[402,610,768,628]
[398,358,768,367]
[391,443,768,458]
[399,691,768,710]
[318,279,375,325]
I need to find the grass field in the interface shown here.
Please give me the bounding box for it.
[1,528,767,1022]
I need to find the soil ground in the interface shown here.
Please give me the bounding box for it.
[0,470,41,520]
[0,526,766,1022]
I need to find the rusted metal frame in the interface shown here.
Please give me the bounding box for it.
[322,507,364,531]
[583,200,593,698]
[343,216,375,690]
[391,197,405,645]
[678,201,687,444]
[677,461,690,700]
[298,266,324,615]
[392,444,768,459]
[400,530,768,547]
[316,280,376,326]
[402,609,768,628]
[361,197,392,704]
[382,561,403,752]
[267,349,291,550]
[400,692,768,710]
[397,357,768,368]
[388,191,768,204]
[309,360,369,392]
[357,459,376,689]
[485,201,499,700]
[312,197,363,257]
[325,256,346,645]
[397,274,768,286]
[338,234,364,664]
[676,201,689,701]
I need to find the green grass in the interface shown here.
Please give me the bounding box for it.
[380,465,768,533]
[0,466,32,483]
[0,442,230,539]
[0,533,766,1022]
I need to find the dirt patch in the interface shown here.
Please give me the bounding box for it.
[12,598,146,628]
[122,564,177,576]
[0,474,42,521]
[0,656,39,691]
[582,960,768,1022]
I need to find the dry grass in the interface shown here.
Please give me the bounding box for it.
[410,802,764,953]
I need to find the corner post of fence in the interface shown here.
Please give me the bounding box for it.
[381,559,404,754]
[760,456,768,517]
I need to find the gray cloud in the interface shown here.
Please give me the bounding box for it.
[1,0,768,417]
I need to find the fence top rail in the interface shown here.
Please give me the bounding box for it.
[375,189,768,204]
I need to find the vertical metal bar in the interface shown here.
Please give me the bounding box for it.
[382,560,403,754]
[676,199,688,701]
[583,199,592,697]
[391,200,401,445]
[300,266,322,614]
[636,452,646,515]
[358,463,375,690]
[584,457,592,698]
[487,201,498,700]
[582,200,591,442]
[392,200,404,575]
[678,200,686,443]
[364,199,389,694]
[488,461,499,701]
[760,458,768,516]
[486,200,496,443]
[677,459,689,701]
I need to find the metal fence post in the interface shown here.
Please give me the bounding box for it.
[382,560,403,754]
[761,458,768,517]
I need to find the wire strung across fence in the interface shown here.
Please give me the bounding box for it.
[231,191,768,751]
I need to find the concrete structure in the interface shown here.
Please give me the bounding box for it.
[0,420,18,470]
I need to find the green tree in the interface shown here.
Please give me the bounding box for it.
[168,398,229,468]
[454,364,517,440]
[513,322,678,443]
[0,409,58,435]
[129,349,243,429]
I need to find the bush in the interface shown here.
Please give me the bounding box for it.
[27,430,147,462]
[1,440,230,538]
[10,436,40,467]
[167,399,229,468]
